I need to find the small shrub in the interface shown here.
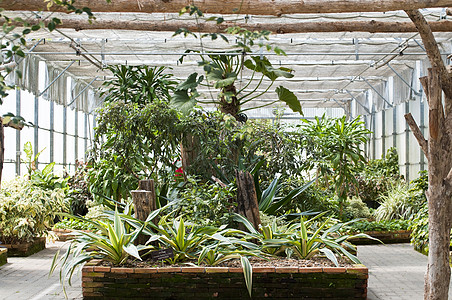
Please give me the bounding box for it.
[0,177,68,243]
[347,219,410,233]
[171,178,236,227]
[343,196,371,220]
[374,181,423,221]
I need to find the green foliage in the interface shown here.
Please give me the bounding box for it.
[53,217,97,231]
[172,7,301,118]
[407,170,432,255]
[236,212,369,266]
[300,115,370,218]
[180,109,304,182]
[50,209,150,295]
[352,148,401,207]
[88,101,182,201]
[170,178,236,227]
[347,219,410,233]
[374,181,425,221]
[101,65,177,106]
[66,161,92,216]
[0,177,68,243]
[342,196,371,221]
[408,202,429,254]
[255,172,315,215]
[278,178,336,215]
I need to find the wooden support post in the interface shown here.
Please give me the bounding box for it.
[235,170,261,231]
[131,179,157,245]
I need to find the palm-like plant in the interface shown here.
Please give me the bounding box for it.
[50,209,153,296]
[235,212,373,266]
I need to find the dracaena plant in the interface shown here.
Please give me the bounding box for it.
[50,209,155,296]
[264,213,376,265]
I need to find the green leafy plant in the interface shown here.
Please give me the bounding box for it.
[255,172,315,215]
[101,65,177,106]
[374,181,424,221]
[0,176,68,243]
[300,115,370,219]
[50,209,153,295]
[66,161,92,216]
[342,196,372,221]
[346,219,410,233]
[53,217,97,231]
[235,212,371,266]
[170,177,236,227]
[88,101,182,201]
[171,8,301,120]
[352,148,401,208]
[145,217,223,263]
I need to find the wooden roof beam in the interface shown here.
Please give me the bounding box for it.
[3,0,452,15]
[7,18,452,33]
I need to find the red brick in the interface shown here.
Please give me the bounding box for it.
[83,292,103,297]
[322,267,347,274]
[275,267,299,273]
[205,267,228,273]
[298,267,322,273]
[157,267,182,273]
[252,267,275,273]
[134,267,158,274]
[94,266,111,272]
[83,272,105,278]
[347,265,368,274]
[82,277,94,282]
[82,281,104,288]
[82,266,94,272]
[111,267,134,273]
[228,267,243,273]
[181,267,205,273]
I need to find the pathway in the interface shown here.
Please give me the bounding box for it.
[358,243,452,300]
[0,241,82,300]
[1,242,451,299]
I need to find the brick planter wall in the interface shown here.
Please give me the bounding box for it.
[0,237,46,257]
[349,230,412,245]
[0,248,7,266]
[82,260,368,300]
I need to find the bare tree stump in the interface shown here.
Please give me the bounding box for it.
[235,170,261,231]
[131,180,157,245]
[180,134,198,181]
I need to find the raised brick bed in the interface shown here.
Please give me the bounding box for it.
[0,248,7,266]
[349,230,412,245]
[0,237,46,257]
[52,228,76,242]
[82,260,368,299]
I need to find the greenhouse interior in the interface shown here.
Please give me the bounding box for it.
[1,1,452,300]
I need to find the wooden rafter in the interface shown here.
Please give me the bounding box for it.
[3,0,452,15]
[6,18,452,33]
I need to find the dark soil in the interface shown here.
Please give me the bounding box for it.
[101,255,354,269]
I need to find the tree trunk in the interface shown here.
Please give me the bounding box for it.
[235,170,261,231]
[0,121,4,190]
[131,180,157,245]
[180,133,199,181]
[8,18,452,34]
[4,0,452,15]
[422,69,452,300]
[404,9,452,299]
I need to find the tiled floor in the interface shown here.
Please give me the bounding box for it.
[358,243,452,300]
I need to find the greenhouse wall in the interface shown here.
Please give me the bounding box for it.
[352,60,428,181]
[2,88,95,182]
